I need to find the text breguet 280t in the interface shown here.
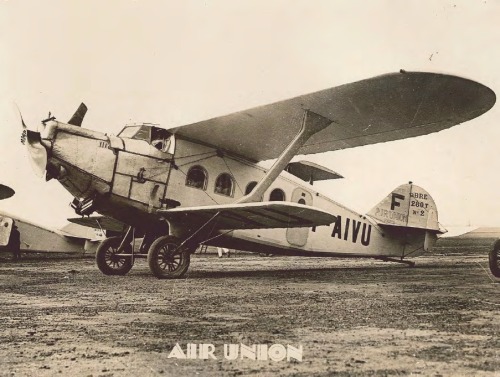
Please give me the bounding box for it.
[21,71,495,278]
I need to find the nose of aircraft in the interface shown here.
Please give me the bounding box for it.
[19,112,48,178]
[18,103,88,179]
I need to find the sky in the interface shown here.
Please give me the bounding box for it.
[1,0,500,229]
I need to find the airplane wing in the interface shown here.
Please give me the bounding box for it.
[286,161,343,182]
[157,202,336,230]
[0,184,15,200]
[67,216,126,233]
[169,71,495,161]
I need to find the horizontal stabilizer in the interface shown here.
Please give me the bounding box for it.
[157,202,336,230]
[286,161,343,182]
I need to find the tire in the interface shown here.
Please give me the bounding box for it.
[147,236,191,279]
[96,237,133,276]
[489,240,500,278]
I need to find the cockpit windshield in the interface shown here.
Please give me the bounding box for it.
[118,126,141,139]
[118,125,174,153]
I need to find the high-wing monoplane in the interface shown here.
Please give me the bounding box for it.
[20,71,496,278]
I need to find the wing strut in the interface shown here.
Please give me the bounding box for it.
[238,110,332,203]
[177,212,221,250]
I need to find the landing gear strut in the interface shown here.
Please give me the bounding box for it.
[147,236,192,279]
[95,224,198,278]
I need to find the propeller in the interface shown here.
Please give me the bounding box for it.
[68,103,87,127]
[0,184,15,200]
[17,106,48,178]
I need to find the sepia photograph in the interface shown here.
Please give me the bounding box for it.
[0,1,499,376]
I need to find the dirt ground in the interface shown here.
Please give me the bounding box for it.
[0,247,499,377]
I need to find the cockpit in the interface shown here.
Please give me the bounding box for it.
[118,124,174,154]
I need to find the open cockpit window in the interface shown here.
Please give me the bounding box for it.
[150,127,173,153]
[118,125,174,153]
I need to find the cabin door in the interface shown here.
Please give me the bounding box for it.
[286,188,313,247]
[112,151,170,209]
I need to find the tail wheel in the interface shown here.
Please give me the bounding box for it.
[96,237,133,276]
[489,241,500,278]
[147,236,191,279]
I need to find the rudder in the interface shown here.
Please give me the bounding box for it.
[367,182,440,232]
[367,183,442,256]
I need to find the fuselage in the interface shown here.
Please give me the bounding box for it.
[38,121,423,259]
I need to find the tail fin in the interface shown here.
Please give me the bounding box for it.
[367,183,442,256]
[367,182,440,232]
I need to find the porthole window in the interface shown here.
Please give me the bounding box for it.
[245,181,258,195]
[214,173,234,197]
[185,165,208,190]
[269,188,285,201]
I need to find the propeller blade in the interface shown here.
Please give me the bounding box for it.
[25,130,48,178]
[15,106,48,178]
[14,103,27,129]
[68,103,87,127]
[0,184,15,200]
[15,104,28,146]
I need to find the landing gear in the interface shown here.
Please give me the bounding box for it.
[147,236,192,279]
[488,241,500,278]
[377,256,415,267]
[96,237,133,275]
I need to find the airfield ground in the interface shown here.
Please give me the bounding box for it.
[0,241,499,377]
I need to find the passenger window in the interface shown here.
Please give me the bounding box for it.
[245,181,258,195]
[186,166,208,190]
[269,188,285,201]
[214,173,234,197]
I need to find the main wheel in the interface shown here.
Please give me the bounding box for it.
[489,240,500,278]
[147,236,191,279]
[96,237,133,276]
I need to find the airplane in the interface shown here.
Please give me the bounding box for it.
[434,227,500,279]
[0,184,103,257]
[19,71,496,278]
[0,211,103,257]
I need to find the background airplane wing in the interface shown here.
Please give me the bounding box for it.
[169,71,495,161]
[0,184,15,200]
[157,202,336,230]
